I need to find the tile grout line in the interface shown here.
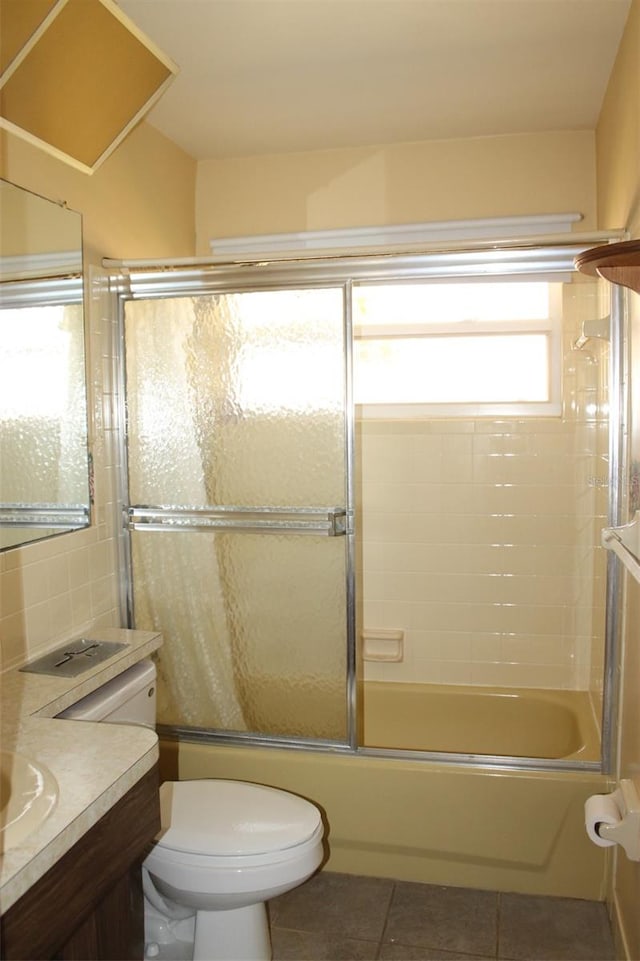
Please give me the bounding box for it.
[377,879,397,958]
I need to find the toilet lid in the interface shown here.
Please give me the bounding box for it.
[156,779,322,857]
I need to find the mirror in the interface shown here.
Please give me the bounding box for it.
[0,179,91,551]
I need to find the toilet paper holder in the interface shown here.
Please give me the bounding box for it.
[589,780,640,861]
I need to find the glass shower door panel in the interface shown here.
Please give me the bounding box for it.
[131,529,348,740]
[124,288,347,509]
[123,284,351,743]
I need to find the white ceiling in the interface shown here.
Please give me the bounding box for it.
[118,0,632,161]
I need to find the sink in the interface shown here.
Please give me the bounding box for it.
[0,750,58,852]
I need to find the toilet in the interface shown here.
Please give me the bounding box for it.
[58,659,325,961]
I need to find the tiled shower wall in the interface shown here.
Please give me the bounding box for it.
[1,268,610,699]
[0,268,120,673]
[358,277,610,691]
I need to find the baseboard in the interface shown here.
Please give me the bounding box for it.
[611,889,632,961]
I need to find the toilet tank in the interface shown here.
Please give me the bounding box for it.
[57,658,156,728]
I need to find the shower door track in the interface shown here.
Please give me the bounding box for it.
[157,724,602,774]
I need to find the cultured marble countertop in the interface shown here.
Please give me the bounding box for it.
[0,627,162,913]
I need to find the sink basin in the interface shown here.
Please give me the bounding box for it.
[0,750,58,852]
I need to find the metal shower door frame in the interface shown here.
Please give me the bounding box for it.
[109,240,624,771]
[112,269,358,752]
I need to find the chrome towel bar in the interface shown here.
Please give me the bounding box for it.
[126,505,349,537]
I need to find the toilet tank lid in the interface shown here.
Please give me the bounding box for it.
[156,780,322,856]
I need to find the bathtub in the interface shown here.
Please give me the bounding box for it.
[170,682,609,901]
[363,682,600,760]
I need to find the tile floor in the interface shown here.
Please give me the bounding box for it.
[268,871,616,961]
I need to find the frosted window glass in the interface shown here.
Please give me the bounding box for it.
[354,281,552,325]
[125,289,346,507]
[354,334,550,404]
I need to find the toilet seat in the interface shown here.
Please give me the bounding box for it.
[149,821,324,871]
[144,820,325,903]
[155,779,323,858]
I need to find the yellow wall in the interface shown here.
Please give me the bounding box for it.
[196,130,597,252]
[0,122,196,671]
[1,121,196,263]
[596,0,640,236]
[595,2,640,958]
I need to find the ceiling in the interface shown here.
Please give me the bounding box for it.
[117,0,632,162]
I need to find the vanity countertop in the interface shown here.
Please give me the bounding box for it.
[0,627,162,913]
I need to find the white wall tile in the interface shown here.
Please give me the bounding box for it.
[361,400,606,691]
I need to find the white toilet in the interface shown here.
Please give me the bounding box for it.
[58,659,325,961]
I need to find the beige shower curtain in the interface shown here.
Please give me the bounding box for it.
[126,295,247,729]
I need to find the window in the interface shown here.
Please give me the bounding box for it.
[353,280,562,418]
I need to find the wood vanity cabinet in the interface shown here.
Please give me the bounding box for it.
[1,765,160,961]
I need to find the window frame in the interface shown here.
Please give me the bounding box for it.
[353,277,564,419]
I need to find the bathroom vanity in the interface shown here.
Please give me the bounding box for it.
[1,767,159,959]
[0,628,162,960]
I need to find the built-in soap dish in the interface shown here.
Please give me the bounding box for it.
[362,629,404,662]
[19,639,127,678]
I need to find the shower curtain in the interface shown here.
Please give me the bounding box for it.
[126,295,247,729]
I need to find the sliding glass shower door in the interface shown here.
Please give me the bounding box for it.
[121,285,353,745]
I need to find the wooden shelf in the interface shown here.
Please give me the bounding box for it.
[575,239,640,294]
